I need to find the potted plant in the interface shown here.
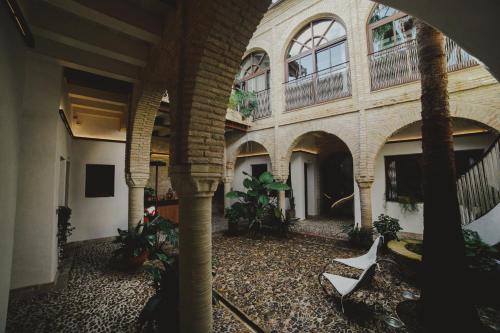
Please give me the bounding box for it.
[343,224,373,249]
[113,216,177,270]
[225,171,289,236]
[56,206,75,265]
[373,214,403,248]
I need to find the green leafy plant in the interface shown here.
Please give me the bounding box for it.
[463,229,498,272]
[373,214,403,242]
[343,224,373,249]
[113,216,178,268]
[228,89,257,119]
[139,253,179,332]
[56,206,75,265]
[226,171,290,236]
[397,195,419,213]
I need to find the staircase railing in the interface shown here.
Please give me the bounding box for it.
[457,136,500,225]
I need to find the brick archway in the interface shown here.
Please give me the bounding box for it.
[365,100,500,179]
[124,1,271,332]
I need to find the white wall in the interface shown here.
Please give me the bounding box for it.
[290,152,319,220]
[11,52,68,289]
[0,10,26,332]
[372,134,496,234]
[232,155,272,192]
[69,140,128,242]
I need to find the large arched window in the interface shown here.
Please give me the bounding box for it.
[284,17,351,111]
[366,4,476,91]
[367,4,415,53]
[235,51,270,92]
[286,18,347,81]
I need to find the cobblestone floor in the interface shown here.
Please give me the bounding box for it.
[6,239,248,333]
[213,233,500,333]
[291,216,353,239]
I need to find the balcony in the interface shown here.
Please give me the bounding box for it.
[284,62,352,111]
[368,38,478,91]
[229,88,272,121]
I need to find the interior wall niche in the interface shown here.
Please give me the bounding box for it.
[85,164,115,197]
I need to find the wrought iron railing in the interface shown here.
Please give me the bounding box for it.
[284,62,351,111]
[457,136,500,225]
[253,88,272,120]
[368,38,478,91]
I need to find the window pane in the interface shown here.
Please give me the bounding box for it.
[325,22,346,41]
[299,54,313,77]
[254,73,267,92]
[369,4,398,24]
[394,16,415,44]
[372,22,394,52]
[313,19,331,39]
[295,25,312,45]
[316,48,330,71]
[261,54,270,68]
[288,60,300,80]
[289,41,302,57]
[330,43,347,66]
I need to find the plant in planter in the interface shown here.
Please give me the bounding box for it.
[463,229,498,272]
[343,224,373,249]
[56,206,75,265]
[113,216,177,269]
[373,214,403,244]
[228,89,257,119]
[226,171,289,236]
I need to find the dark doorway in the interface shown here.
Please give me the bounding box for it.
[320,152,354,218]
[251,163,267,178]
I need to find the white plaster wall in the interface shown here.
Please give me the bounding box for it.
[290,152,318,219]
[11,53,67,289]
[372,134,496,234]
[465,204,500,246]
[232,155,272,192]
[0,11,26,332]
[69,140,128,242]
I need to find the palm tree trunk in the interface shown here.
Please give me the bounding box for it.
[416,20,480,331]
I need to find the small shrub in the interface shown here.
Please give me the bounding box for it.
[373,214,403,242]
[463,229,498,272]
[56,206,75,265]
[344,224,373,249]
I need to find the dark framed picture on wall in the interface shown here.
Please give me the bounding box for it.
[85,164,115,197]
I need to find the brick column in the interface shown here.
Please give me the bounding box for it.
[170,166,219,333]
[126,173,149,230]
[356,178,374,231]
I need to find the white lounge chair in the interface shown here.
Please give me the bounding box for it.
[333,235,383,270]
[320,263,377,313]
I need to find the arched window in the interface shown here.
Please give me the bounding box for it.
[367,4,415,53]
[235,51,270,92]
[286,18,347,81]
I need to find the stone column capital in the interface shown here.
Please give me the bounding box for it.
[126,172,149,188]
[170,164,221,197]
[355,176,374,188]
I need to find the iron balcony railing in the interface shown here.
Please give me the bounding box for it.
[368,38,478,91]
[253,88,272,120]
[284,62,352,111]
[457,136,500,225]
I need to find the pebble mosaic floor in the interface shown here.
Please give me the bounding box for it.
[213,233,500,333]
[6,227,499,332]
[6,239,248,333]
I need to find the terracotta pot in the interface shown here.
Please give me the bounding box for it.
[128,250,149,269]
